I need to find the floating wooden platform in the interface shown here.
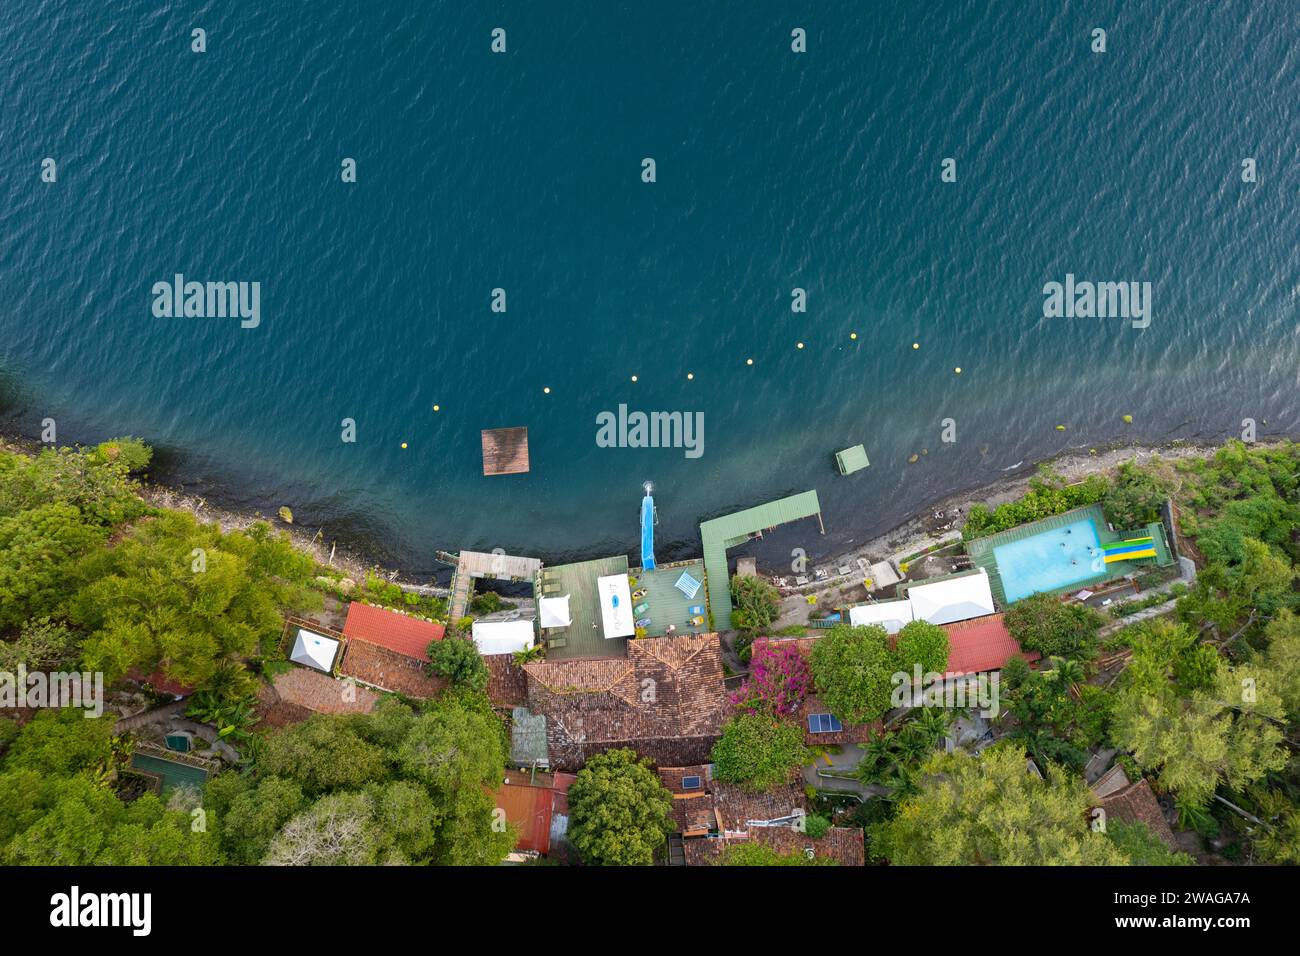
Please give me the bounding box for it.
[481,427,530,476]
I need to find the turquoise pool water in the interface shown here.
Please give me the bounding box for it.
[994,518,1104,603]
[130,753,209,795]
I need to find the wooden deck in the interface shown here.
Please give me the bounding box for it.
[482,427,530,475]
[445,549,543,620]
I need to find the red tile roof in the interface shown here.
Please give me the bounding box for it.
[493,779,556,855]
[942,613,1039,678]
[342,603,445,661]
[128,669,196,698]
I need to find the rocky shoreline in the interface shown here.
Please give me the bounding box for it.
[2,432,1281,600]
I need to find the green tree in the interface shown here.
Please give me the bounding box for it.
[871,745,1128,865]
[0,618,79,671]
[809,624,896,723]
[730,574,781,633]
[1104,819,1193,866]
[70,511,319,686]
[0,503,105,629]
[894,619,949,676]
[711,713,809,792]
[567,748,675,866]
[1004,592,1102,659]
[426,635,489,691]
[1102,461,1171,528]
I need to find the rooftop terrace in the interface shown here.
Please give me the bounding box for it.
[537,554,630,660]
[630,559,708,638]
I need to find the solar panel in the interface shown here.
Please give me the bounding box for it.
[682,775,701,790]
[807,713,842,733]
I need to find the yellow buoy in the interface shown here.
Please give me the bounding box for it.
[401,442,408,449]
[687,372,694,380]
[850,331,858,340]
[954,367,962,374]
[631,374,638,382]
[912,342,919,350]
[433,404,441,412]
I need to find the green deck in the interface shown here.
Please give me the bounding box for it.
[537,554,630,660]
[965,503,1173,607]
[699,490,823,626]
[630,559,708,637]
[835,444,870,475]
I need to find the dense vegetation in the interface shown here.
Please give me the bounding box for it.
[566,748,675,865]
[864,441,1300,865]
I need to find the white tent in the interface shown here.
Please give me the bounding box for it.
[596,573,635,639]
[848,599,914,634]
[472,620,536,656]
[538,595,572,629]
[907,569,995,626]
[291,628,339,672]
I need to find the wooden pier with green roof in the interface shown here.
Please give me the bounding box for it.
[699,490,823,628]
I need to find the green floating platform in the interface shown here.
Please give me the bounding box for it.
[835,444,870,475]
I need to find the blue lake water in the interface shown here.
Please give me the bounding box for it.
[1,1,1296,576]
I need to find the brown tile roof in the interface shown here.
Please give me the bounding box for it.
[342,602,445,661]
[711,780,807,832]
[683,826,864,866]
[339,639,447,698]
[521,634,728,770]
[796,694,882,746]
[485,653,529,708]
[1099,778,1179,850]
[257,667,379,724]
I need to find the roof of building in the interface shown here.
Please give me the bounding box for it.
[682,825,864,866]
[472,619,536,656]
[847,599,913,634]
[902,568,996,625]
[942,613,1039,677]
[486,654,529,708]
[129,669,196,698]
[290,628,340,672]
[339,639,446,698]
[797,694,882,746]
[521,633,728,769]
[342,602,445,661]
[537,555,631,660]
[493,777,555,854]
[256,668,379,726]
[1094,775,1179,850]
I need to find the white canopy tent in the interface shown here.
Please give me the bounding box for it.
[538,594,572,629]
[291,628,340,672]
[907,569,996,626]
[472,620,536,656]
[596,573,635,639]
[847,599,914,634]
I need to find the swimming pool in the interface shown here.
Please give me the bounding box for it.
[130,752,209,795]
[993,518,1105,603]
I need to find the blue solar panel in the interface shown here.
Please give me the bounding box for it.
[682,775,701,790]
[808,713,842,733]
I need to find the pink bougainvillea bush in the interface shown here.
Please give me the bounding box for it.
[728,639,812,718]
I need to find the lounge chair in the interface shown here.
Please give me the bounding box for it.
[633,601,649,615]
